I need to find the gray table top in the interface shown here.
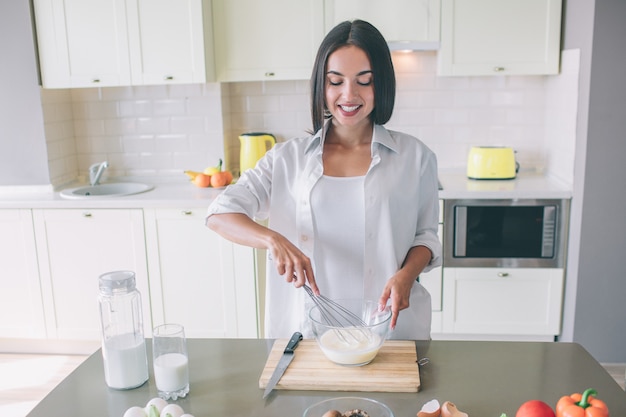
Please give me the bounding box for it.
[26,339,626,417]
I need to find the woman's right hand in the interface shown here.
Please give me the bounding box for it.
[207,212,319,293]
[267,232,319,294]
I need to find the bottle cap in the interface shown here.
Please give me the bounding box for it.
[99,270,136,295]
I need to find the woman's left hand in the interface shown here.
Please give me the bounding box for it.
[378,271,415,330]
[378,245,433,330]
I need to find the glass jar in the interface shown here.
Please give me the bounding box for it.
[98,270,149,389]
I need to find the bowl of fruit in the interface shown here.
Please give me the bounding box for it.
[185,158,233,188]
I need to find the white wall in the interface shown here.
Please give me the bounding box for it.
[563,0,626,362]
[0,1,50,188]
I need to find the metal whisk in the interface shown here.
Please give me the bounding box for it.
[304,285,370,344]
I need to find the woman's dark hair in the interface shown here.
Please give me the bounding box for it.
[310,19,396,133]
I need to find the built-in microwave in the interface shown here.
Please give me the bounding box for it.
[444,199,570,268]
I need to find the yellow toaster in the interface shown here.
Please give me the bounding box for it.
[467,146,518,180]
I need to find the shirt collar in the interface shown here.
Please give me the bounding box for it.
[304,119,330,154]
[304,121,400,154]
[372,124,399,154]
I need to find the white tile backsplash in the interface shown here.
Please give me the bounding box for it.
[42,50,578,186]
[42,82,227,184]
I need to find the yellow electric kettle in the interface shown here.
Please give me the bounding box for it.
[239,132,276,173]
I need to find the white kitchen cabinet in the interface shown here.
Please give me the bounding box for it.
[144,208,258,338]
[33,0,213,88]
[33,209,150,341]
[211,0,325,81]
[324,0,440,50]
[438,0,562,76]
[0,210,46,339]
[34,0,131,88]
[442,267,564,337]
[126,0,213,85]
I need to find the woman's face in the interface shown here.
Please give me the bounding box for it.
[325,45,375,130]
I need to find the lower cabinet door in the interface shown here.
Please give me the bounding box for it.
[144,208,258,338]
[33,209,150,340]
[442,267,564,336]
[0,209,46,338]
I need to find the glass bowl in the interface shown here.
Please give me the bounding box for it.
[308,299,392,366]
[303,396,394,417]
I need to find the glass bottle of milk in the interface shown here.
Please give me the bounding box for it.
[98,271,149,389]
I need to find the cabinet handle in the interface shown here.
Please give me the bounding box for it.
[264,72,275,77]
[82,211,92,218]
[493,67,505,72]
[164,75,174,81]
[497,272,509,277]
[181,210,193,216]
[92,79,101,83]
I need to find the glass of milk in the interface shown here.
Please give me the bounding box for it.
[152,323,190,400]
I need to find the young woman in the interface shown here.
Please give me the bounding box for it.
[206,20,441,340]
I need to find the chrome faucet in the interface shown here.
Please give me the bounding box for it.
[89,161,109,186]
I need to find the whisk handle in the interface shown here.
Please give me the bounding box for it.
[284,332,303,353]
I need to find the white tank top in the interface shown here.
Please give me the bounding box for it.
[310,175,365,301]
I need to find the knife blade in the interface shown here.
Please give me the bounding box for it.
[263,331,303,399]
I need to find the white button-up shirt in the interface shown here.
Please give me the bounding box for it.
[207,123,442,339]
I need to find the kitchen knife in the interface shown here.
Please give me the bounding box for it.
[262,331,303,399]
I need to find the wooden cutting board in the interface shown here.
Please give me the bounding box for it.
[259,339,420,392]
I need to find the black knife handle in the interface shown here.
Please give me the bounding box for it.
[284,332,302,354]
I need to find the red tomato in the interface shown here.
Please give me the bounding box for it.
[516,400,556,417]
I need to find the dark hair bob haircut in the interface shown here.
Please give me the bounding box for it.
[310,19,396,133]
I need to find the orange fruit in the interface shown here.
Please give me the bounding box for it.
[193,173,211,187]
[210,171,230,188]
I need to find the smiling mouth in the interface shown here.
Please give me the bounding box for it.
[339,104,360,112]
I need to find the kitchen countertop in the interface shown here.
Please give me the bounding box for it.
[0,171,572,209]
[0,177,225,209]
[25,339,626,417]
[438,170,572,200]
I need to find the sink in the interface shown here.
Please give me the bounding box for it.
[60,182,154,199]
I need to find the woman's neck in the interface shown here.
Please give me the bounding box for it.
[326,119,373,149]
[323,120,374,177]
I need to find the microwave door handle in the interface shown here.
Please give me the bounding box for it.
[455,206,468,257]
[542,206,557,258]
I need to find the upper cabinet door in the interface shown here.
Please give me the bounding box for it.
[324,0,440,50]
[438,0,562,76]
[34,0,132,88]
[211,0,325,82]
[126,0,213,85]
[34,0,213,88]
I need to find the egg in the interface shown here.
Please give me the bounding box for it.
[160,403,185,417]
[123,406,148,417]
[180,414,195,417]
[417,399,441,417]
[440,401,468,417]
[145,397,168,414]
[322,411,343,417]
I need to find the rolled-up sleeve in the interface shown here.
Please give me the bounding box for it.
[206,146,277,222]
[412,149,442,272]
